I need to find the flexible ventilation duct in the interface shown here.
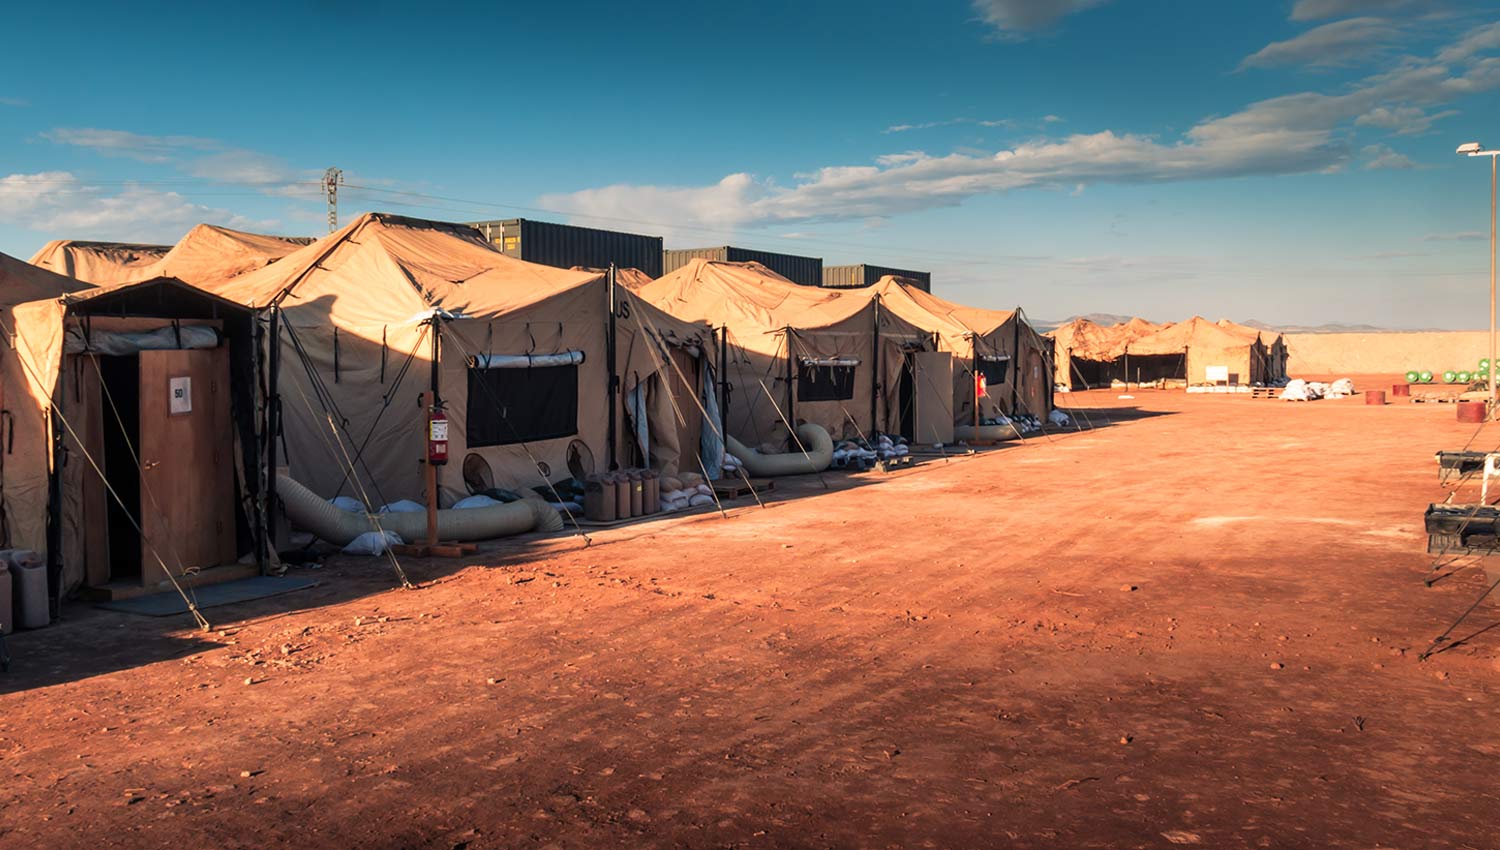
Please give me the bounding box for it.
[954,423,1020,441]
[276,473,563,546]
[725,423,834,477]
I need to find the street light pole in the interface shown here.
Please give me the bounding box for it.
[1457,143,1500,406]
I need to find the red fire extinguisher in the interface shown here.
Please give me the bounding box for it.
[976,372,988,399]
[427,403,449,466]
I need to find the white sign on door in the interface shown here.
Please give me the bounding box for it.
[169,376,193,415]
[1205,365,1229,383]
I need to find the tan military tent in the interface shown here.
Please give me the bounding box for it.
[0,260,269,600]
[1047,317,1166,389]
[854,277,1052,427]
[213,213,711,505]
[1128,316,1266,386]
[1215,319,1286,383]
[33,225,308,289]
[636,259,934,449]
[28,240,170,284]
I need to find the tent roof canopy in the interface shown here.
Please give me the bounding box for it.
[211,212,608,320]
[639,258,905,335]
[28,240,171,285]
[1128,315,1253,356]
[1,250,94,308]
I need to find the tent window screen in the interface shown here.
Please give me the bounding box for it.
[981,358,1010,384]
[798,363,857,401]
[467,364,579,447]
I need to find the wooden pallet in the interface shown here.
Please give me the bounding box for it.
[1250,386,1281,399]
[712,477,774,499]
[1412,395,1460,404]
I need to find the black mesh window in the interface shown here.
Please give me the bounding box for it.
[798,363,857,401]
[980,358,1010,385]
[467,364,579,447]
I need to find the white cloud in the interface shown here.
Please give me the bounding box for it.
[1043,114,1064,123]
[0,97,27,108]
[545,29,1500,230]
[0,171,277,242]
[41,128,218,163]
[42,127,302,187]
[1239,18,1398,69]
[1437,21,1500,64]
[971,0,1108,38]
[1354,104,1458,134]
[1360,144,1416,169]
[1424,231,1487,242]
[1290,0,1416,21]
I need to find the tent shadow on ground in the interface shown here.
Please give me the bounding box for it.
[0,413,1180,693]
[1054,404,1176,431]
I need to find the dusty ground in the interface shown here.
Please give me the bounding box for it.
[4,383,1500,849]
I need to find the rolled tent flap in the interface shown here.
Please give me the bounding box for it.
[470,350,585,369]
[800,356,861,366]
[63,325,220,355]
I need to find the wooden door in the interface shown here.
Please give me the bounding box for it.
[137,348,236,585]
[912,351,954,445]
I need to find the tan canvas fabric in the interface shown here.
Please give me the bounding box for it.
[636,260,930,445]
[28,240,170,284]
[0,253,92,559]
[844,277,1051,423]
[1129,316,1262,384]
[1047,317,1166,387]
[216,214,707,501]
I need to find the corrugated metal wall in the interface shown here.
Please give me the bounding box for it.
[469,218,664,278]
[662,246,823,287]
[822,264,932,292]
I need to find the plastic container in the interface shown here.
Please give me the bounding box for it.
[1364,390,1386,405]
[611,473,630,520]
[1458,401,1487,423]
[627,471,644,517]
[11,552,48,629]
[583,475,616,522]
[0,560,11,635]
[1405,370,1421,383]
[1444,370,1458,384]
[642,470,660,515]
[1392,383,1410,397]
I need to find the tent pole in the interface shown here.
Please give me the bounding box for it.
[607,265,619,470]
[870,297,881,437]
[718,325,729,440]
[784,327,795,447]
[972,336,981,427]
[263,307,281,573]
[1010,314,1021,415]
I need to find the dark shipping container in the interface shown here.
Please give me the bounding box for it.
[662,246,823,288]
[822,264,932,292]
[469,218,664,278]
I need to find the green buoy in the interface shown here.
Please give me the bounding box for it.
[1405,370,1421,383]
[1458,370,1473,383]
[1420,371,1435,383]
[1444,370,1459,383]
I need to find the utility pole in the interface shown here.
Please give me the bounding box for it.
[321,167,344,233]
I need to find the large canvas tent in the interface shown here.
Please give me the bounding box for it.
[1047,317,1166,389]
[1216,319,1286,383]
[29,240,170,284]
[855,277,1052,430]
[212,213,712,506]
[636,259,934,450]
[0,259,269,604]
[1128,316,1267,386]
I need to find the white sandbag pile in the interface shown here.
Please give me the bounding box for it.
[722,452,745,477]
[830,434,909,470]
[342,530,403,555]
[1326,378,1355,399]
[1048,409,1072,427]
[1280,377,1353,401]
[658,471,716,513]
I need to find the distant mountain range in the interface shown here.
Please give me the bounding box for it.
[1033,315,1458,334]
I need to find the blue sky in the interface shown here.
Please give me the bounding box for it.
[2,0,1498,327]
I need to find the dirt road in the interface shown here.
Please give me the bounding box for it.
[3,388,1497,849]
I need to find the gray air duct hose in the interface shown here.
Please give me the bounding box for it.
[276,473,563,546]
[725,423,835,477]
[954,423,1020,442]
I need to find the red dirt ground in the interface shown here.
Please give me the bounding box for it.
[4,384,1499,849]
